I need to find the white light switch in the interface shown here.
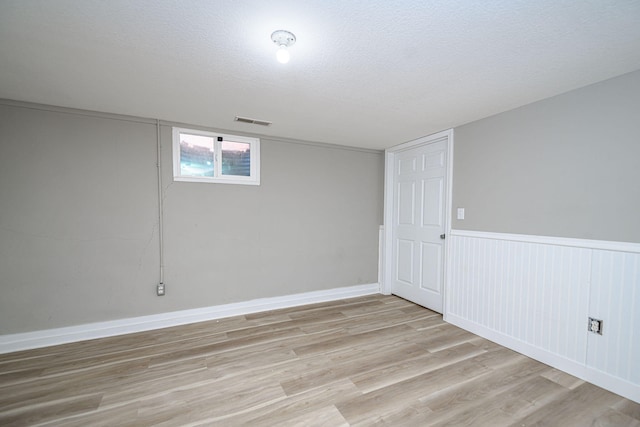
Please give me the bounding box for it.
[457,208,465,220]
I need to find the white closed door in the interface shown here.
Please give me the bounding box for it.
[391,138,448,312]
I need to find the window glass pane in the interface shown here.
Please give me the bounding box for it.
[180,133,214,177]
[221,141,250,176]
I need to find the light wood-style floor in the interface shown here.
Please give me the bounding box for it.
[1,295,639,426]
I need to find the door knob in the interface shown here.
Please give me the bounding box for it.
[440,234,445,239]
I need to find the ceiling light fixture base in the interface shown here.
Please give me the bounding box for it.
[271,30,296,48]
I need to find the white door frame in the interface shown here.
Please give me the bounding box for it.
[381,129,454,317]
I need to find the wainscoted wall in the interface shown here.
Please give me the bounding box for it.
[446,230,640,403]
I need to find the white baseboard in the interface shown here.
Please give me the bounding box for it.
[0,283,380,354]
[447,314,640,403]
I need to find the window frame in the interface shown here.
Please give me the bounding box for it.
[172,127,260,185]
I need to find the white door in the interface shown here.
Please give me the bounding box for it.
[389,136,449,312]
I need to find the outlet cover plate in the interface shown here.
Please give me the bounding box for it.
[588,317,603,335]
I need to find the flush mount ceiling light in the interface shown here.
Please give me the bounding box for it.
[271,30,296,64]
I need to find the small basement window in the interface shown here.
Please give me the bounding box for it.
[172,127,260,185]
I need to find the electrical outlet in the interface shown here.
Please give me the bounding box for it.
[588,317,603,335]
[157,283,165,296]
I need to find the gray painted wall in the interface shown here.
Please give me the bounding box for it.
[0,102,383,334]
[452,70,640,243]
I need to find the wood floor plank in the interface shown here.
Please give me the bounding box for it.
[0,358,151,412]
[297,307,432,335]
[613,399,640,421]
[350,402,435,427]
[292,323,414,357]
[281,342,429,396]
[405,314,448,331]
[133,378,287,426]
[509,382,624,426]
[340,309,440,335]
[540,367,585,389]
[278,404,350,427]
[591,408,640,427]
[243,296,382,320]
[412,324,480,352]
[148,326,304,366]
[427,375,567,426]
[421,356,551,414]
[0,367,45,387]
[0,393,102,427]
[201,379,361,426]
[0,294,636,426]
[349,342,488,394]
[36,402,141,427]
[336,350,498,424]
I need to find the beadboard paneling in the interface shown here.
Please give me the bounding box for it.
[447,230,640,403]
[589,250,640,385]
[448,235,590,362]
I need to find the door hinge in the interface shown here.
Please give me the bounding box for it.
[440,234,446,239]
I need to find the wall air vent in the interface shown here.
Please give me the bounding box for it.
[234,116,272,126]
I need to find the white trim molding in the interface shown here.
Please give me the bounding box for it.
[451,229,640,254]
[0,283,380,354]
[446,229,640,403]
[378,225,385,288]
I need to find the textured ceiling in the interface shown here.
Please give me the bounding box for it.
[1,0,640,150]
